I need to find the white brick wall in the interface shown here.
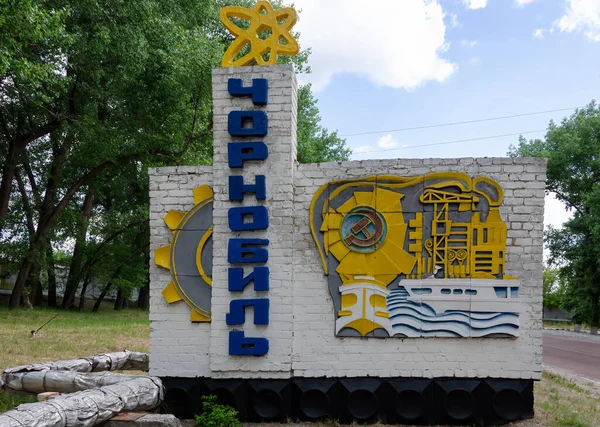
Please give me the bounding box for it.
[291,158,545,380]
[149,66,545,381]
[209,66,297,377]
[149,166,213,378]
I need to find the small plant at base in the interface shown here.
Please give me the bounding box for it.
[195,395,241,427]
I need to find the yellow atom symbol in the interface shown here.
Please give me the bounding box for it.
[220,1,300,67]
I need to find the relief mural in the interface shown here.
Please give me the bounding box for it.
[155,185,214,323]
[309,173,521,338]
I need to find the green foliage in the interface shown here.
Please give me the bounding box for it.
[543,268,566,308]
[509,102,600,327]
[297,84,351,163]
[1,0,350,308]
[195,395,240,427]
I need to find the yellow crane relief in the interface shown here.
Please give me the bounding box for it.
[415,187,510,280]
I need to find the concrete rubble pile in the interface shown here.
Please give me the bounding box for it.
[0,351,164,427]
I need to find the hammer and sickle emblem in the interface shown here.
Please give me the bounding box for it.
[344,209,385,248]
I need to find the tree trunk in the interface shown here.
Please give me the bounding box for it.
[10,135,68,308]
[0,120,60,222]
[15,168,44,307]
[63,187,95,309]
[0,142,20,222]
[14,168,35,240]
[114,288,124,311]
[93,282,113,312]
[137,284,149,310]
[137,248,150,310]
[78,273,92,311]
[9,237,45,308]
[46,241,57,308]
[28,264,44,307]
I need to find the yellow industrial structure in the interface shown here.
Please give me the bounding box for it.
[311,173,513,283]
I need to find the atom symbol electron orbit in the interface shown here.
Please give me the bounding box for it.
[220,1,300,67]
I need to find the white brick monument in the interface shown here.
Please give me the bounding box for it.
[149,63,545,425]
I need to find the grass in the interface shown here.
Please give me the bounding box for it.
[544,320,576,329]
[1,308,600,426]
[0,307,149,370]
[534,372,600,427]
[0,307,149,414]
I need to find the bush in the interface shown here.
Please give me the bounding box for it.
[195,395,240,427]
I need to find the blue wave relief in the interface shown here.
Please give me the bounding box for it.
[387,288,519,338]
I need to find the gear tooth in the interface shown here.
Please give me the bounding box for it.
[190,310,211,323]
[154,245,171,269]
[164,210,186,230]
[193,185,214,205]
[162,281,183,304]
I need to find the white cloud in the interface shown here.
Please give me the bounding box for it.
[353,134,407,155]
[377,134,400,149]
[294,0,457,92]
[460,39,478,47]
[354,145,372,153]
[463,0,488,9]
[448,13,461,29]
[555,0,600,41]
[516,0,537,6]
[545,193,572,229]
[533,28,545,39]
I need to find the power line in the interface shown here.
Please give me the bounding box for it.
[341,107,577,137]
[354,129,546,155]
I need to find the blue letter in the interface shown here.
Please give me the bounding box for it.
[226,299,270,325]
[228,111,268,137]
[229,267,269,292]
[228,239,269,263]
[229,331,269,356]
[228,78,268,105]
[228,206,269,231]
[228,142,268,168]
[229,175,266,201]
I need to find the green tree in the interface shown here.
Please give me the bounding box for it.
[509,102,600,331]
[543,267,566,309]
[1,0,351,309]
[2,0,220,307]
[0,0,70,221]
[297,84,351,163]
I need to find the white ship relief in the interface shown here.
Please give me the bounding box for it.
[336,278,521,338]
[388,278,521,338]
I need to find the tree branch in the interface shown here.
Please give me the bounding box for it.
[16,119,61,149]
[39,124,211,234]
[14,168,36,241]
[70,219,148,291]
[0,109,13,141]
[553,189,583,216]
[22,153,41,208]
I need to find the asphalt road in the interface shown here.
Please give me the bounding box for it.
[543,331,600,381]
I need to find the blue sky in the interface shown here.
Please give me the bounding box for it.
[293,0,600,229]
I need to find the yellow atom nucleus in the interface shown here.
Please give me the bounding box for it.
[220,1,300,67]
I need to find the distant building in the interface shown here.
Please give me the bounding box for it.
[0,261,138,304]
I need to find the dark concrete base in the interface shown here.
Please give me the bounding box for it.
[160,377,534,425]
